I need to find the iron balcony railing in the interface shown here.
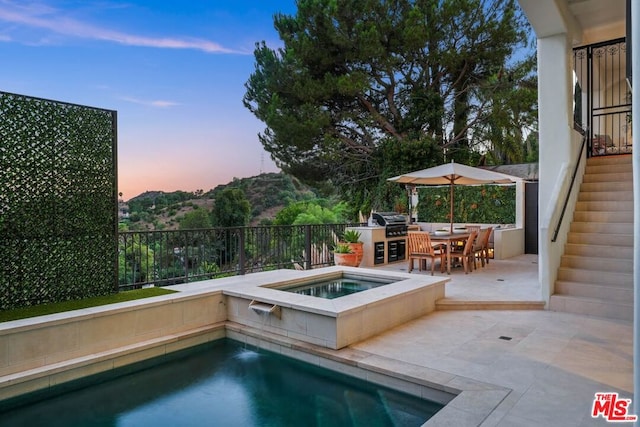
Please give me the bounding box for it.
[118,223,362,290]
[573,38,632,158]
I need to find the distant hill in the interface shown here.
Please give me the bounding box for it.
[122,172,317,230]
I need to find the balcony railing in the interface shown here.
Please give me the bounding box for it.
[118,223,362,290]
[574,38,632,157]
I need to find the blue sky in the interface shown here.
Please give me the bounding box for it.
[0,0,296,199]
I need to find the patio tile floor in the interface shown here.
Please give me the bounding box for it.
[352,254,633,426]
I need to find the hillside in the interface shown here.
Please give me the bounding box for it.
[122,172,317,230]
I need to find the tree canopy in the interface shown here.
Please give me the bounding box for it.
[244,0,536,212]
[211,188,251,227]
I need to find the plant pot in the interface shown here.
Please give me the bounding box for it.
[333,252,359,267]
[345,242,364,266]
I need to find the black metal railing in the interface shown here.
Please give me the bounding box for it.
[574,38,632,158]
[552,133,587,243]
[118,223,361,290]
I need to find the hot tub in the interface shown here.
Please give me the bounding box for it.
[223,266,448,349]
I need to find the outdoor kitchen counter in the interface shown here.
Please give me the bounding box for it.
[346,226,407,268]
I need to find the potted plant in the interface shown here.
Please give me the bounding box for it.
[341,229,363,266]
[332,243,359,267]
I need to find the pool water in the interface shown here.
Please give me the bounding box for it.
[0,340,442,427]
[283,277,394,299]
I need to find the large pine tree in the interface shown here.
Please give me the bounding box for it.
[244,0,536,212]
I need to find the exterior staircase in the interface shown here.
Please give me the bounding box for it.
[549,154,633,321]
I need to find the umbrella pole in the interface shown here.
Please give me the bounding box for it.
[449,183,454,233]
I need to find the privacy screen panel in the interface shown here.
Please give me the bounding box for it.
[0,92,118,309]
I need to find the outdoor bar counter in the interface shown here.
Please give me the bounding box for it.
[346,226,408,268]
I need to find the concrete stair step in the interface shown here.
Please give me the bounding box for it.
[572,211,633,223]
[578,191,633,201]
[582,172,632,183]
[560,255,632,273]
[435,299,545,311]
[575,200,633,211]
[555,280,633,303]
[557,267,632,287]
[586,154,632,166]
[569,222,633,234]
[549,294,633,322]
[564,243,632,259]
[580,181,633,192]
[586,163,633,174]
[567,232,633,246]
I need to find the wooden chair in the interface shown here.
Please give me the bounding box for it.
[407,232,446,275]
[481,226,493,265]
[451,230,478,274]
[473,228,490,268]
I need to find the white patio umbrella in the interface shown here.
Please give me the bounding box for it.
[388,161,520,232]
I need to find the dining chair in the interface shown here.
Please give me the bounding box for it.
[473,228,490,268]
[407,232,446,275]
[481,226,493,265]
[451,230,478,274]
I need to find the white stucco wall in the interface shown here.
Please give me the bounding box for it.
[537,33,579,304]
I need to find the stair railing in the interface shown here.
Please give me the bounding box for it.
[551,131,587,242]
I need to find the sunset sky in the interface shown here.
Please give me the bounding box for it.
[0,0,296,200]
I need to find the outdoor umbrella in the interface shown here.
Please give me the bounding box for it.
[388,161,520,232]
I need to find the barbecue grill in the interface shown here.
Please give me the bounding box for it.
[371,212,409,237]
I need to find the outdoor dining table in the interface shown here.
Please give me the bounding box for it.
[429,231,471,274]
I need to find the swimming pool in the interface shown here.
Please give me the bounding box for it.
[281,276,394,299]
[0,340,443,427]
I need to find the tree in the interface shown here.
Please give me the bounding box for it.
[179,208,212,230]
[211,188,251,227]
[244,0,535,211]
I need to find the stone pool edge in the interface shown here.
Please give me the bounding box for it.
[226,322,512,427]
[0,267,511,425]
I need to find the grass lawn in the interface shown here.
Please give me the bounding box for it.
[0,288,178,323]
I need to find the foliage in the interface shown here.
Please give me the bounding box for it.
[211,188,252,227]
[274,199,350,225]
[179,208,212,230]
[342,229,362,243]
[417,184,516,224]
[123,173,319,230]
[333,243,353,254]
[0,91,117,310]
[244,0,536,212]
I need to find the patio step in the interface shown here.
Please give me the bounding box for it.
[564,243,633,259]
[560,255,632,273]
[551,155,633,321]
[585,162,633,174]
[586,154,632,166]
[557,267,632,287]
[569,221,633,234]
[582,171,632,183]
[567,232,633,246]
[555,280,633,303]
[574,200,633,212]
[578,190,634,201]
[572,210,633,223]
[549,295,633,321]
[435,299,545,311]
[580,181,633,192]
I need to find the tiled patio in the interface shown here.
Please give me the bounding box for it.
[349,254,633,426]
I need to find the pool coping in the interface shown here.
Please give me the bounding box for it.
[226,322,512,427]
[1,267,509,425]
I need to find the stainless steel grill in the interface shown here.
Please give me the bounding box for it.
[371,212,408,237]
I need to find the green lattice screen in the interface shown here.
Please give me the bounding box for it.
[0,92,118,310]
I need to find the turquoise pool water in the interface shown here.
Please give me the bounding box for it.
[0,340,443,426]
[283,277,395,299]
